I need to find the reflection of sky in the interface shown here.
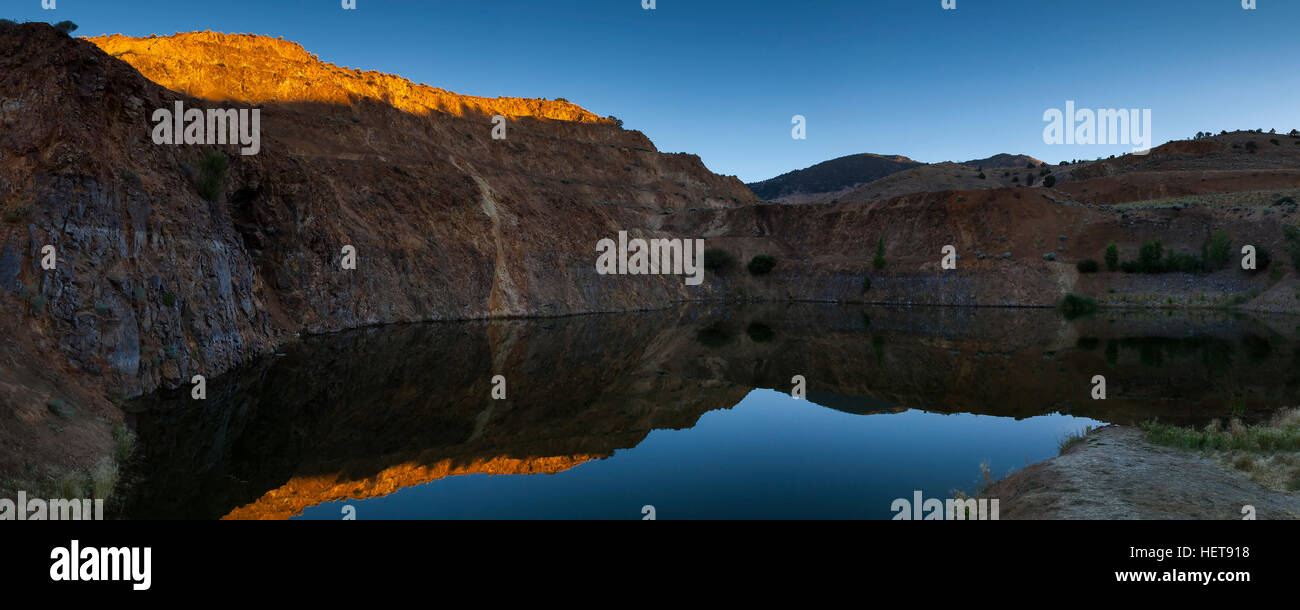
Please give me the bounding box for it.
[296,389,1102,520]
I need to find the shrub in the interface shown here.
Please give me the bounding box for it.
[1120,260,1139,273]
[197,150,229,202]
[747,254,776,275]
[1104,243,1119,271]
[1285,226,1300,270]
[1076,259,1099,273]
[2,204,32,223]
[1164,251,1203,273]
[861,276,871,293]
[162,292,176,307]
[52,20,78,35]
[703,247,735,272]
[1061,294,1098,319]
[872,238,887,270]
[1138,239,1164,272]
[1043,175,1056,188]
[1202,231,1232,270]
[746,322,774,343]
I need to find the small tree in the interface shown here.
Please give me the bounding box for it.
[1104,243,1119,271]
[1138,239,1164,273]
[1203,231,1232,270]
[747,254,776,275]
[53,20,78,35]
[703,248,736,272]
[197,150,229,202]
[872,238,887,270]
[1043,174,1055,188]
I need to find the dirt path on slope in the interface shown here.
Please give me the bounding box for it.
[983,426,1300,519]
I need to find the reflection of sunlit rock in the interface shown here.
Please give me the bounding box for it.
[223,455,603,520]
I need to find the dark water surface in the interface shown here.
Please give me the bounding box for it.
[119,304,1300,519]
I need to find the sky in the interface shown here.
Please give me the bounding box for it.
[5,0,1299,182]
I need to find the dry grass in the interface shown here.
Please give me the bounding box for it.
[1143,408,1300,493]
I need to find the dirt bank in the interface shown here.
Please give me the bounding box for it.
[982,426,1300,519]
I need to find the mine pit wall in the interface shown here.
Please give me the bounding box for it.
[9,172,1297,410]
[683,192,1296,311]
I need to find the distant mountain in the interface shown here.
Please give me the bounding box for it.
[746,153,922,202]
[961,153,1045,169]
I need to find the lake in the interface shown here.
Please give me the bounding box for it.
[117,303,1300,519]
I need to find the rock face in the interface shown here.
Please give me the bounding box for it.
[1,23,760,490]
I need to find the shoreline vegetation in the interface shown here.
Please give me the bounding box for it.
[981,414,1300,519]
[1143,409,1300,494]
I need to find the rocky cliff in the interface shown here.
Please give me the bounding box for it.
[0,23,757,494]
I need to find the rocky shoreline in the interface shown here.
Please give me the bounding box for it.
[981,426,1300,519]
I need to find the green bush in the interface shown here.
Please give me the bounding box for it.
[703,247,736,272]
[1061,294,1098,320]
[1043,175,1056,188]
[747,254,776,275]
[1076,259,1099,273]
[1138,239,1164,273]
[197,150,229,202]
[872,238,887,270]
[1164,251,1203,273]
[746,322,774,343]
[1285,226,1300,270]
[1104,243,1119,271]
[861,276,871,293]
[1202,231,1232,270]
[1120,260,1139,273]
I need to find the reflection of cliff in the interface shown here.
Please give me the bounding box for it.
[122,304,1300,519]
[691,304,1300,425]
[121,308,753,519]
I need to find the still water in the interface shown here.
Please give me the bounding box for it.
[119,304,1300,519]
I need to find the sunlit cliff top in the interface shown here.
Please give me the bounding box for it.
[87,31,613,123]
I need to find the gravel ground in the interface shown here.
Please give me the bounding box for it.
[982,426,1300,519]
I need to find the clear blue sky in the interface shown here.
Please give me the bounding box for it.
[6,0,1298,182]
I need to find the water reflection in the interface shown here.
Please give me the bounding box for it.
[119,304,1300,519]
